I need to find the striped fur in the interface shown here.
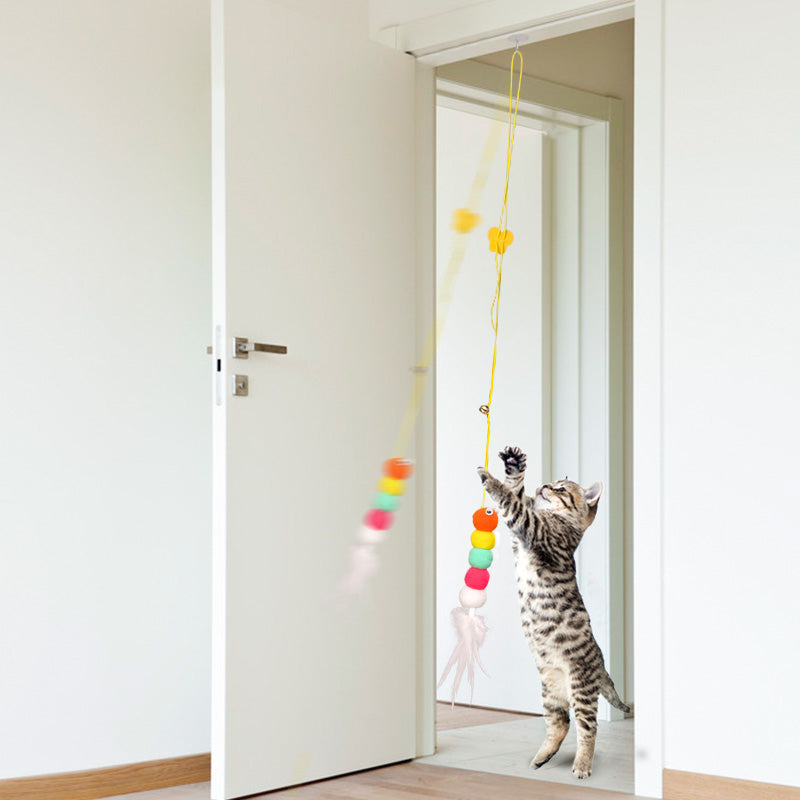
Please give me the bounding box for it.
[477,446,630,780]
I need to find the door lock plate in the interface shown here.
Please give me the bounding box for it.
[232,374,249,396]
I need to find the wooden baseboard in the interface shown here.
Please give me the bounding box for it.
[0,753,210,800]
[664,768,800,800]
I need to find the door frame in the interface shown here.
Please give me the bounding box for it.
[414,63,437,760]
[374,0,635,64]
[630,2,665,798]
[383,2,665,796]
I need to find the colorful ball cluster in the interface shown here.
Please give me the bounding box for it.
[460,506,498,609]
[359,458,414,545]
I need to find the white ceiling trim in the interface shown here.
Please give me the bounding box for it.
[374,0,634,65]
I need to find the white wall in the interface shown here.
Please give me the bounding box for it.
[436,106,545,711]
[370,0,487,33]
[0,0,211,779]
[659,0,800,787]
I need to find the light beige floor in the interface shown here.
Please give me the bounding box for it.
[436,700,533,730]
[418,711,635,794]
[98,704,635,799]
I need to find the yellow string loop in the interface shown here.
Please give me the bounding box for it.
[482,49,523,507]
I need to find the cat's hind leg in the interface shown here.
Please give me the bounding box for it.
[531,668,570,769]
[570,691,599,779]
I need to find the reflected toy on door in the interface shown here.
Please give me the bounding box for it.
[335,458,413,604]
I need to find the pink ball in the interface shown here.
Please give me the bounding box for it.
[465,567,490,590]
[364,508,394,531]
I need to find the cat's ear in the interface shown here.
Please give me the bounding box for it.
[584,482,603,507]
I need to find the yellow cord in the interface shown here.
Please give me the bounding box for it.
[393,47,523,485]
[482,49,523,506]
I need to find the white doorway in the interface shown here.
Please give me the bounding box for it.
[430,41,632,794]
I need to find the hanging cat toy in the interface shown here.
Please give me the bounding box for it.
[338,49,524,706]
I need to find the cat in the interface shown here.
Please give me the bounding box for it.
[477,445,630,779]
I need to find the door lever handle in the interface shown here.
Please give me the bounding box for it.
[232,336,287,358]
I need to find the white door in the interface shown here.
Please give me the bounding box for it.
[210,2,434,799]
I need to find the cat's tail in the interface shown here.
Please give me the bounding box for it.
[600,673,631,714]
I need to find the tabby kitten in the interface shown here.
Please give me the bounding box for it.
[477,446,629,780]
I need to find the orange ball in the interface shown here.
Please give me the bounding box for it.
[384,457,414,480]
[472,507,498,531]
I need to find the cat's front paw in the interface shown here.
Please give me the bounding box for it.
[477,466,491,485]
[499,446,527,476]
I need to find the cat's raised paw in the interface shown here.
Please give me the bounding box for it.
[498,446,527,476]
[477,466,490,485]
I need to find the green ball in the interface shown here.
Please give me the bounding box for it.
[468,547,493,569]
[374,492,400,512]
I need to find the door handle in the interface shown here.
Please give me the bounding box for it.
[232,337,287,359]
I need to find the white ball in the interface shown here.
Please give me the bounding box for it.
[358,524,388,545]
[459,586,487,608]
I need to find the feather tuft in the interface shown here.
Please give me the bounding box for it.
[334,544,379,608]
[437,606,490,705]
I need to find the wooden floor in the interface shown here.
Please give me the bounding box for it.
[103,762,643,800]
[102,704,644,800]
[243,762,642,800]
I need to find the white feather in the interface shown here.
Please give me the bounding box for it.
[437,606,491,705]
[334,543,379,607]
